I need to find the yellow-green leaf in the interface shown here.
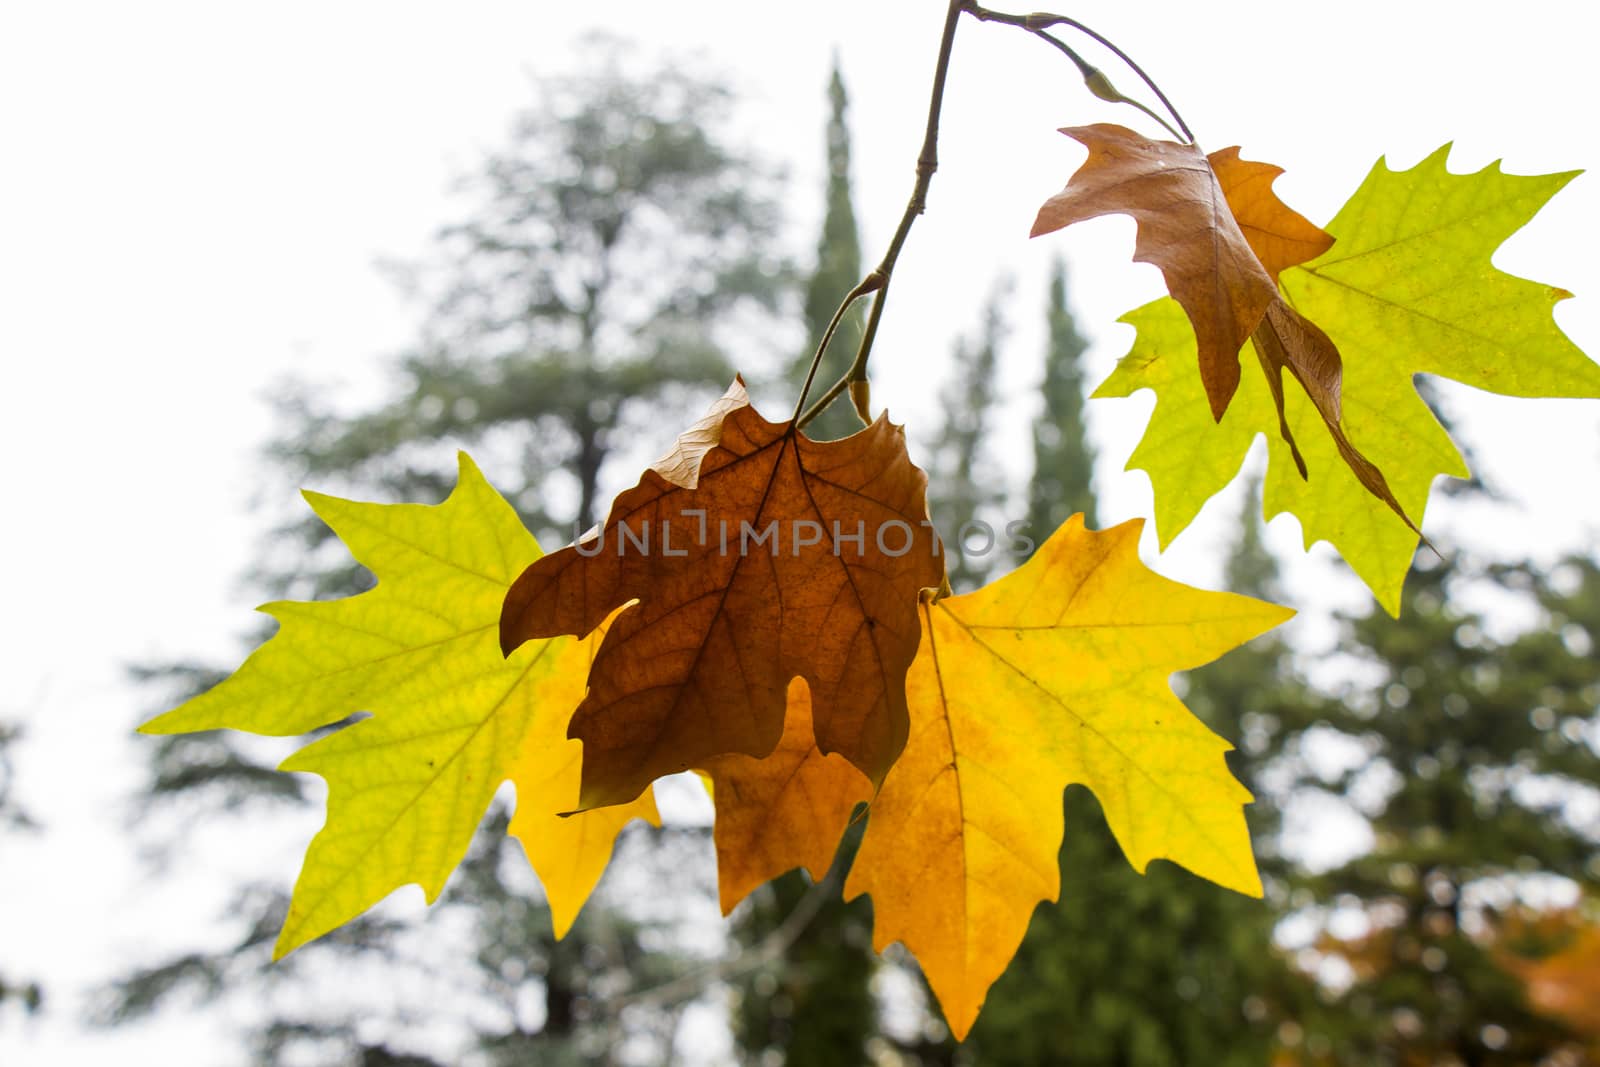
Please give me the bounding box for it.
[844,516,1290,1039]
[1095,147,1599,613]
[140,453,656,955]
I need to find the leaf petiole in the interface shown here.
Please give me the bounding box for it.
[963,2,1195,144]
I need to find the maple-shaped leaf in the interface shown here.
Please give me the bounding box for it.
[141,454,656,954]
[700,679,872,914]
[1032,124,1279,418]
[501,381,944,811]
[1097,147,1600,612]
[1208,149,1420,532]
[844,516,1291,1039]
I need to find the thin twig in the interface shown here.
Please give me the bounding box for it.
[608,873,834,1011]
[797,0,966,431]
[1035,29,1185,142]
[791,273,883,421]
[962,2,1195,144]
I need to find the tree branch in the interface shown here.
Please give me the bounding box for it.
[797,0,967,430]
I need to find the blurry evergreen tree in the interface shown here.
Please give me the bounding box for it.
[925,279,1011,593]
[729,56,879,1067]
[1279,548,1600,1066]
[901,265,1319,1064]
[108,38,788,1066]
[1026,257,1096,536]
[0,721,43,1016]
[793,54,866,444]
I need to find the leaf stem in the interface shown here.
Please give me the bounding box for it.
[961,3,1195,144]
[796,0,966,431]
[791,274,882,422]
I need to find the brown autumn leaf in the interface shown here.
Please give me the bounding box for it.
[500,381,944,811]
[1211,149,1422,533]
[700,678,872,914]
[1031,123,1279,419]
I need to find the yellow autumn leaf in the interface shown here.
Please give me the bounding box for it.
[140,453,656,954]
[844,516,1291,1039]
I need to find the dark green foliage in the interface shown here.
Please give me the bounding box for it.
[732,824,877,1067]
[794,55,866,443]
[1279,551,1600,1065]
[1027,257,1097,536]
[926,279,1011,592]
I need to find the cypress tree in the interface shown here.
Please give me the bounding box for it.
[926,280,1010,592]
[795,54,867,443]
[1026,257,1096,537]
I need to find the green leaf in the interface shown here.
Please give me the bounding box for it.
[141,453,656,955]
[1095,147,1599,613]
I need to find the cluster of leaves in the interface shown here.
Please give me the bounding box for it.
[1068,125,1600,612]
[144,392,1283,1039]
[142,116,1597,1041]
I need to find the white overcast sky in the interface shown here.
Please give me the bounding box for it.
[2,1,1598,1061]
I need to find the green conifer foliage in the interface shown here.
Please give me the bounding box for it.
[926,280,1010,592]
[1282,551,1600,1065]
[1027,257,1096,536]
[795,55,867,443]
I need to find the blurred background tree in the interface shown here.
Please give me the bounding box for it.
[924,277,1011,593]
[107,37,789,1066]
[1026,258,1096,537]
[792,55,866,445]
[0,721,43,1016]
[1277,547,1600,1066]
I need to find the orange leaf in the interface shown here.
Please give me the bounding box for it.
[500,381,944,810]
[1208,147,1421,533]
[1207,146,1333,282]
[1032,124,1279,419]
[700,678,872,915]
